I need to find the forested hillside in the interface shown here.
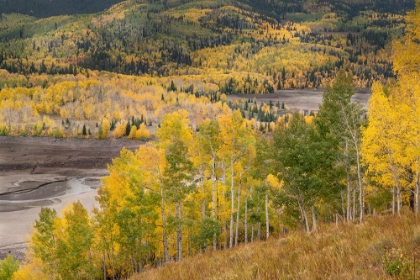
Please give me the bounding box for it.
[0,0,124,18]
[0,0,408,88]
[0,0,414,19]
[0,0,413,139]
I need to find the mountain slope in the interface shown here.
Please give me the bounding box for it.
[0,0,411,91]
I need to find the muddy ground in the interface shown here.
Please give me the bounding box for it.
[227,89,371,111]
[0,136,142,260]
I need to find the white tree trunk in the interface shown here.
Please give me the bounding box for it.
[229,158,235,248]
[235,175,242,246]
[353,188,357,221]
[355,143,364,223]
[201,174,206,220]
[244,194,248,243]
[346,139,352,222]
[176,202,183,261]
[388,152,400,216]
[251,224,254,243]
[160,182,169,262]
[265,191,269,240]
[311,205,317,232]
[392,187,396,215]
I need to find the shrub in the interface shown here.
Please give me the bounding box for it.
[0,124,8,136]
[382,248,417,278]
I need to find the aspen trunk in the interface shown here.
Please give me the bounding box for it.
[103,254,106,280]
[265,191,269,239]
[221,159,227,249]
[336,213,339,227]
[389,152,401,216]
[311,205,317,232]
[176,202,183,261]
[340,190,346,221]
[229,158,235,248]
[302,207,310,233]
[355,143,364,223]
[346,139,352,222]
[297,197,309,232]
[392,187,396,215]
[353,188,357,220]
[244,194,248,243]
[235,176,241,246]
[211,155,217,251]
[160,184,169,262]
[397,186,402,215]
[347,171,352,221]
[201,176,206,220]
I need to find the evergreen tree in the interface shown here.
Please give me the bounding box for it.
[125,121,131,136]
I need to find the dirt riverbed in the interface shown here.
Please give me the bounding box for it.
[0,136,142,260]
[227,89,371,111]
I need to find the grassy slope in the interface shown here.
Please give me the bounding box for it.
[133,213,420,279]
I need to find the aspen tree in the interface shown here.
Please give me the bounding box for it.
[362,83,409,215]
[156,110,194,261]
[194,119,222,250]
[316,70,366,222]
[218,110,255,247]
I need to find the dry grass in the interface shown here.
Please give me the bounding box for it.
[133,212,420,280]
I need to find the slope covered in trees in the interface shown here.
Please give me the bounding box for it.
[0,0,124,18]
[0,0,412,139]
[0,0,410,88]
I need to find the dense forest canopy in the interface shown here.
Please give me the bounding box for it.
[0,0,414,19]
[0,0,125,18]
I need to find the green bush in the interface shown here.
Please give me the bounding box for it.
[382,248,417,278]
[0,255,20,280]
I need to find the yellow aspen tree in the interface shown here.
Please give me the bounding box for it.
[136,123,150,140]
[193,119,222,250]
[392,0,420,213]
[155,110,194,261]
[362,82,410,215]
[128,125,137,139]
[218,110,255,248]
[54,201,95,279]
[113,122,126,139]
[136,145,170,262]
